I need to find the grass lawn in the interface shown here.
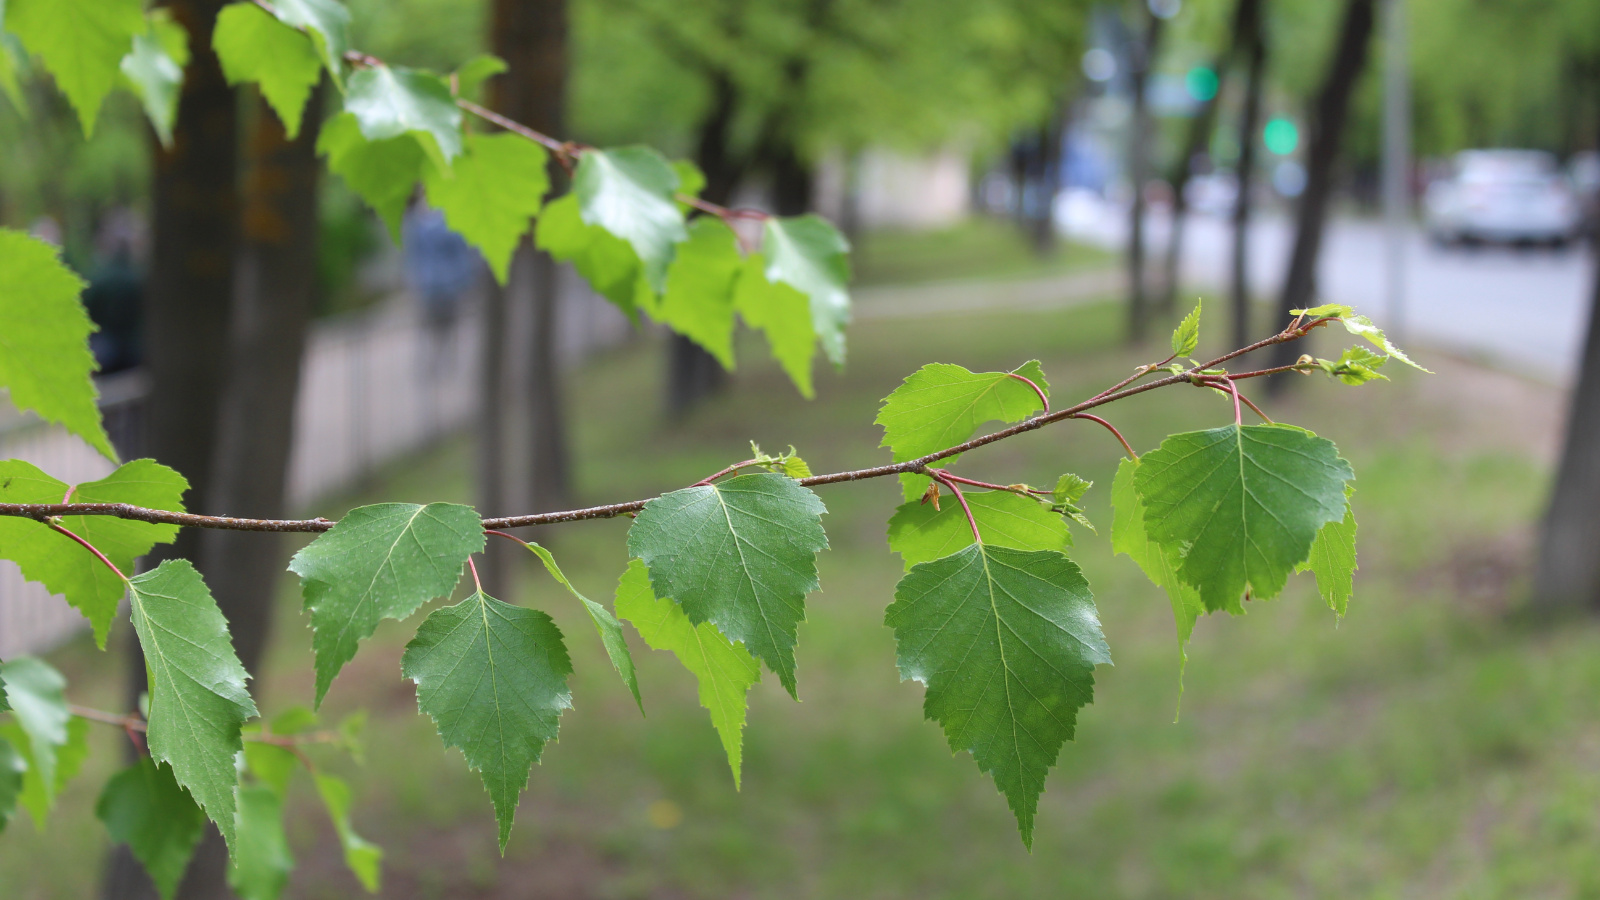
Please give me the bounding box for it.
[4,297,1592,900]
[852,217,1114,286]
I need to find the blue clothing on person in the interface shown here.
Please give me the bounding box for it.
[403,206,479,323]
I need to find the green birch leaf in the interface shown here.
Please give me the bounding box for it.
[670,158,706,207]
[1111,457,1207,704]
[573,146,687,292]
[0,459,188,647]
[0,715,89,827]
[96,758,205,900]
[1336,315,1430,372]
[0,657,69,823]
[451,53,505,98]
[314,772,382,892]
[267,0,350,85]
[762,215,851,367]
[658,217,741,369]
[886,491,1069,571]
[0,229,115,459]
[519,540,642,714]
[1299,487,1357,617]
[423,132,549,283]
[0,663,8,712]
[1171,298,1201,357]
[733,253,815,398]
[213,2,322,138]
[885,543,1110,849]
[119,12,188,147]
[5,0,144,135]
[343,64,461,166]
[1135,424,1353,612]
[401,589,573,852]
[1290,303,1355,317]
[535,193,651,318]
[0,736,22,834]
[241,740,298,800]
[288,501,483,707]
[877,360,1048,500]
[0,31,25,112]
[227,785,293,900]
[127,560,259,851]
[316,113,429,240]
[614,559,759,787]
[627,473,828,697]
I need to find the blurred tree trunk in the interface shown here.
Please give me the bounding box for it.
[1159,47,1230,315]
[1231,0,1266,348]
[478,0,571,594]
[668,71,739,419]
[1027,116,1064,256]
[1125,9,1164,344]
[1267,0,1376,377]
[104,1,239,897]
[1533,107,1600,612]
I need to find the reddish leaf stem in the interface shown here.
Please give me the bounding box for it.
[467,556,483,592]
[47,523,126,582]
[929,471,1049,499]
[692,459,759,487]
[929,471,982,544]
[1005,372,1050,413]
[1070,414,1137,458]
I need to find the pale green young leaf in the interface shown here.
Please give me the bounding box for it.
[288,501,483,706]
[573,146,687,291]
[614,560,759,787]
[658,216,741,369]
[1337,315,1430,372]
[267,0,349,84]
[762,215,851,367]
[0,736,22,834]
[519,540,642,713]
[0,459,188,646]
[423,133,548,283]
[343,64,461,166]
[0,658,69,823]
[1298,486,1357,617]
[96,759,205,900]
[213,3,322,138]
[128,560,259,851]
[732,253,816,398]
[876,360,1048,499]
[227,784,293,900]
[317,113,430,240]
[119,13,188,146]
[314,773,382,892]
[1171,299,1201,356]
[1111,458,1208,704]
[0,229,115,459]
[886,491,1069,570]
[1135,424,1353,612]
[401,590,573,852]
[885,543,1109,849]
[1053,473,1091,507]
[1290,303,1355,317]
[535,193,652,317]
[1317,345,1389,385]
[627,473,828,697]
[5,0,144,135]
[451,53,505,98]
[671,158,707,207]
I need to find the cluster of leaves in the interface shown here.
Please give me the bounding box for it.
[0,0,1425,891]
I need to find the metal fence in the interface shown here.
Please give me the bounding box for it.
[0,276,632,657]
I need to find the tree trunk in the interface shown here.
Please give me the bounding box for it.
[1533,106,1600,612]
[1160,47,1230,315]
[1126,11,1164,344]
[667,70,741,418]
[1267,0,1377,376]
[476,0,570,594]
[1231,0,1267,348]
[1028,117,1064,256]
[104,2,238,897]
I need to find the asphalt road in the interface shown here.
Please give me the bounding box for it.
[1064,201,1596,384]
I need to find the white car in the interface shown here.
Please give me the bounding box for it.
[1424,150,1583,246]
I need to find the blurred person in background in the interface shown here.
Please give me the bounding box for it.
[403,197,480,375]
[82,210,145,376]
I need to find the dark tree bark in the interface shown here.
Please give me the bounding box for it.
[1533,106,1600,611]
[1027,116,1065,256]
[1266,0,1377,376]
[104,2,239,897]
[1231,0,1267,348]
[1159,47,1229,316]
[1125,10,1165,344]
